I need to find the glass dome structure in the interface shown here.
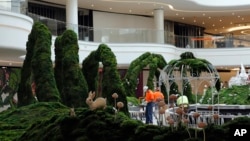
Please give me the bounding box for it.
[159,52,221,113]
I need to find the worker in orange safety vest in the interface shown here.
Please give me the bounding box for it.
[143,85,154,124]
[154,87,164,102]
[154,87,165,110]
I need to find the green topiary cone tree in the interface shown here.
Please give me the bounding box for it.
[54,36,64,96]
[17,22,42,107]
[31,22,61,102]
[96,44,128,114]
[55,29,88,108]
[82,44,129,114]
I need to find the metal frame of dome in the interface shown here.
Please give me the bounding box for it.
[159,62,221,114]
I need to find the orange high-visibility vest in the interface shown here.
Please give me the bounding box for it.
[145,89,154,102]
[154,91,164,102]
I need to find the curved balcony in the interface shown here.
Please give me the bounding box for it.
[1,12,250,67]
[0,10,33,66]
[33,14,249,68]
[28,13,250,48]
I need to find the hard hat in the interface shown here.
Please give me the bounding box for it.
[143,86,148,92]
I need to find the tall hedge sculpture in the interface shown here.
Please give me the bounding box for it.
[55,30,88,108]
[54,36,63,95]
[31,22,61,102]
[151,53,168,101]
[123,52,151,97]
[82,51,99,92]
[123,52,167,97]
[82,44,128,114]
[17,22,40,107]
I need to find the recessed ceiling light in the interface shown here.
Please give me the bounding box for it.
[168,5,174,9]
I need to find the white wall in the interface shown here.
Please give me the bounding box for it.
[93,11,154,29]
[93,11,154,43]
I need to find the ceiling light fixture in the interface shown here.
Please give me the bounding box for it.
[228,25,250,32]
[240,30,250,35]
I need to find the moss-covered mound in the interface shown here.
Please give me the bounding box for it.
[0,102,69,141]
[1,102,250,141]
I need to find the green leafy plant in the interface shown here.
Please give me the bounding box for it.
[201,85,250,105]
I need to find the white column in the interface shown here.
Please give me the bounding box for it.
[154,9,164,44]
[66,0,78,36]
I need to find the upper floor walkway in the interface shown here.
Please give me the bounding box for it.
[1,10,250,68]
[27,12,250,49]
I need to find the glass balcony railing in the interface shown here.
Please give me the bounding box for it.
[5,11,250,48]
[174,35,250,48]
[27,13,165,44]
[28,13,250,48]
